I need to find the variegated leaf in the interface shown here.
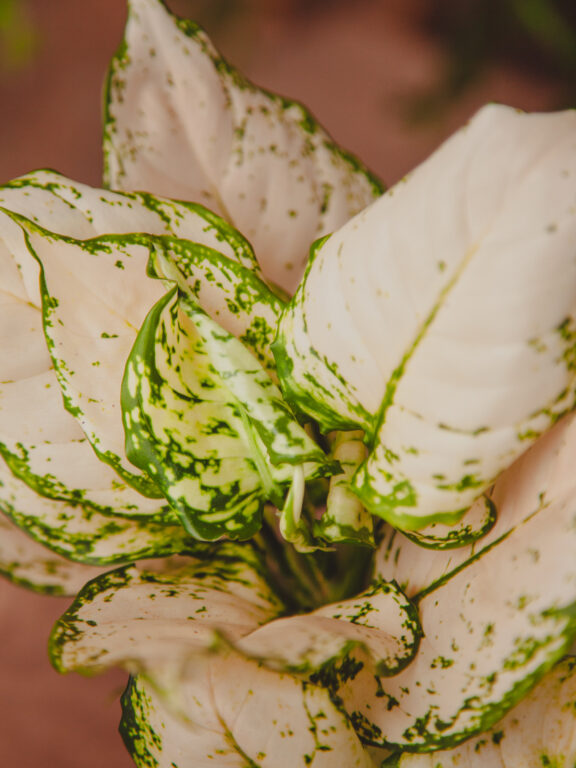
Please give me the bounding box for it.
[237,579,420,676]
[104,0,383,294]
[122,288,332,540]
[325,414,576,749]
[397,657,576,767]
[396,493,496,550]
[121,658,376,768]
[0,457,194,565]
[275,105,576,531]
[52,546,374,767]
[50,544,284,680]
[185,300,329,470]
[0,510,107,595]
[0,171,256,516]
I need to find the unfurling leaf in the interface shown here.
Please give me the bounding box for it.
[122,283,335,541]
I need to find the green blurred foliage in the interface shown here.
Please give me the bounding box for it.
[0,0,38,72]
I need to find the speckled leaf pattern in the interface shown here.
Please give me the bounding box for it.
[397,657,576,767]
[275,105,576,531]
[103,0,383,294]
[120,659,376,768]
[0,171,256,517]
[122,288,332,540]
[0,459,195,564]
[0,511,107,595]
[186,303,329,470]
[376,412,574,599]
[325,416,576,749]
[50,544,284,678]
[237,579,420,676]
[145,233,282,374]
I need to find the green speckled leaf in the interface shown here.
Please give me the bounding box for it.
[237,579,420,677]
[122,289,265,540]
[398,657,576,767]
[328,416,576,749]
[397,494,496,550]
[275,105,576,531]
[0,169,252,271]
[49,545,374,766]
[122,287,332,541]
[104,0,383,294]
[185,302,329,471]
[50,543,284,679]
[0,457,194,565]
[145,234,282,374]
[0,510,107,595]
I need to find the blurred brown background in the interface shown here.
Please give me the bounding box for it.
[0,0,570,765]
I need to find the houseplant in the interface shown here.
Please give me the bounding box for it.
[2,0,576,764]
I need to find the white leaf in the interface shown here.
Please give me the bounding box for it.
[51,549,374,767]
[237,579,420,675]
[104,0,383,294]
[276,105,576,529]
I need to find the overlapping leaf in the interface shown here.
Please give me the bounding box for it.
[324,414,576,750]
[237,578,420,676]
[122,281,335,540]
[50,547,378,767]
[104,0,383,294]
[0,171,260,526]
[376,412,573,598]
[276,105,576,531]
[144,233,282,374]
[50,543,284,678]
[121,231,336,541]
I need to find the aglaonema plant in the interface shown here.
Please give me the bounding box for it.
[2,0,576,765]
